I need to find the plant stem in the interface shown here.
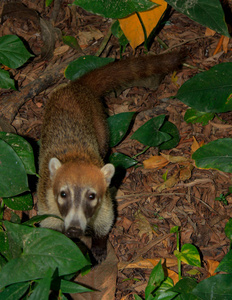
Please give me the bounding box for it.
[132,146,150,159]
[176,229,181,280]
[136,12,148,50]
[0,199,5,220]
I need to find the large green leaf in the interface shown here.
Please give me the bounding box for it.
[0,69,16,90]
[145,260,164,298]
[174,244,201,267]
[3,193,33,211]
[131,115,171,147]
[0,132,36,175]
[109,152,138,169]
[65,55,114,80]
[72,0,156,19]
[176,63,232,113]
[28,269,53,300]
[184,108,215,125]
[192,138,232,173]
[159,121,180,150]
[0,139,29,198]
[165,0,230,37]
[0,281,30,300]
[192,274,232,299]
[0,222,90,290]
[111,21,129,52]
[108,112,135,147]
[216,250,232,273]
[0,35,32,69]
[225,218,232,240]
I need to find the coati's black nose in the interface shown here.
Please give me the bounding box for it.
[66,227,83,238]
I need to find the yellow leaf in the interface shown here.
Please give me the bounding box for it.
[153,170,179,192]
[207,259,220,277]
[160,153,188,164]
[118,0,167,49]
[191,136,201,154]
[143,155,169,169]
[179,163,194,181]
[205,27,216,37]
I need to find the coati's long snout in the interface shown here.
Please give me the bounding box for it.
[37,50,184,262]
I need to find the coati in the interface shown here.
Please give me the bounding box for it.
[37,51,183,262]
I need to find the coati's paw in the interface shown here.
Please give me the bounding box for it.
[91,246,107,264]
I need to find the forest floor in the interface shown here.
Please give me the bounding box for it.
[1,1,232,299]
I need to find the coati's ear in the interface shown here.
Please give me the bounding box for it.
[49,157,62,179]
[101,164,115,186]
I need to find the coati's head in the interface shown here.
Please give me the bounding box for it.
[48,157,115,237]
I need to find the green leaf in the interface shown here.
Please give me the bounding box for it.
[184,108,215,125]
[165,0,230,37]
[109,152,138,169]
[176,63,232,113]
[0,222,90,290]
[0,282,30,300]
[134,295,143,300]
[46,0,54,7]
[170,226,179,234]
[111,21,129,52]
[192,138,232,173]
[108,112,135,147]
[0,132,36,175]
[131,115,171,147]
[153,277,177,299]
[174,244,201,267]
[192,274,232,299]
[170,277,197,294]
[145,260,164,298]
[0,69,16,90]
[225,218,232,240]
[22,214,63,226]
[65,55,114,80]
[0,139,29,198]
[72,0,156,19]
[3,193,33,211]
[59,280,93,293]
[159,121,180,150]
[28,268,53,300]
[62,36,80,50]
[216,250,232,273]
[0,35,32,69]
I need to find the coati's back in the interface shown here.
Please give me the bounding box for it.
[37,51,184,262]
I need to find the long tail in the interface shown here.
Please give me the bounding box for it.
[77,51,185,97]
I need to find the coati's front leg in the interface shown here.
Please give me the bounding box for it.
[91,235,108,263]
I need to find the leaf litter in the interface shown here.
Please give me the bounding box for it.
[1,1,232,299]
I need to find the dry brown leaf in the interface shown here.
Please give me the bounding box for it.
[191,136,201,154]
[78,28,104,48]
[143,155,168,169]
[119,0,167,49]
[207,259,220,277]
[118,258,164,270]
[72,241,118,300]
[205,27,216,37]
[134,210,153,241]
[160,153,188,164]
[179,163,194,181]
[153,170,179,192]
[53,45,70,56]
[222,36,230,53]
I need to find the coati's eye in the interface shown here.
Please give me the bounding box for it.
[88,193,96,200]
[60,191,67,198]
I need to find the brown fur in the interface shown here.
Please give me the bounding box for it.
[37,51,184,262]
